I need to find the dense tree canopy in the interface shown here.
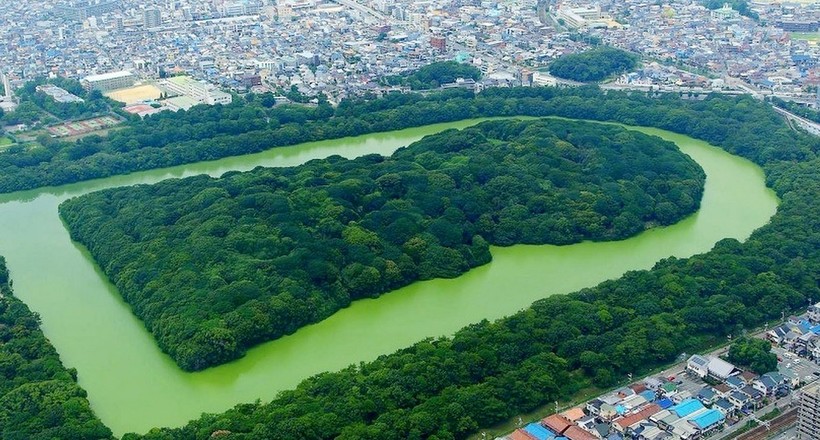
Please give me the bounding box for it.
[0,78,811,195]
[727,338,778,374]
[384,61,483,90]
[60,118,704,371]
[5,85,820,439]
[0,257,113,440]
[124,98,820,440]
[122,91,820,439]
[548,46,639,82]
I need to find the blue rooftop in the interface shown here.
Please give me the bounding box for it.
[640,390,656,401]
[690,409,725,429]
[671,398,705,418]
[657,398,674,409]
[524,423,555,440]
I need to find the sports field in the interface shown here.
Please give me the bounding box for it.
[105,84,163,104]
[790,32,820,42]
[47,116,121,137]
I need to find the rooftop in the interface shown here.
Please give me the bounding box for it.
[83,70,133,82]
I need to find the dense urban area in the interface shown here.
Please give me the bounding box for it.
[2,0,820,440]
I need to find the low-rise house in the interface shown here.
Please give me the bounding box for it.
[783,330,802,350]
[523,422,556,440]
[754,372,789,396]
[649,409,676,431]
[808,336,820,361]
[612,403,661,433]
[725,376,745,390]
[728,390,752,411]
[562,407,586,423]
[739,371,758,384]
[696,387,718,406]
[669,399,705,418]
[713,398,736,417]
[796,332,817,355]
[656,398,674,410]
[768,324,790,344]
[622,394,648,411]
[672,390,693,404]
[687,408,725,435]
[576,415,596,433]
[644,377,663,391]
[741,385,764,407]
[713,383,733,398]
[808,301,820,323]
[636,425,669,440]
[586,399,604,416]
[563,425,597,440]
[669,417,698,439]
[639,390,657,402]
[507,428,539,440]
[542,414,572,435]
[592,423,609,439]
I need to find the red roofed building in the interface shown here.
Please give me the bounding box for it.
[612,403,661,433]
[564,425,598,440]
[507,429,536,440]
[542,414,572,434]
[630,383,648,394]
[561,407,586,422]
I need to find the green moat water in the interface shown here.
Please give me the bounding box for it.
[0,119,778,435]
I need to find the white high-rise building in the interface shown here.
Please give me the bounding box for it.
[2,72,12,100]
[144,8,162,28]
[798,381,820,439]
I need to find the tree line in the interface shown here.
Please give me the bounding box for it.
[115,91,820,439]
[0,257,113,439]
[0,81,812,195]
[60,118,704,371]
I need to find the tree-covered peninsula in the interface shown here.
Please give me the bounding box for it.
[0,257,112,440]
[120,93,820,440]
[60,118,705,371]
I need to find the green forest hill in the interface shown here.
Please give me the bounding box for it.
[59,118,705,371]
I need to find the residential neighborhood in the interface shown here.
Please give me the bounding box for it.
[498,301,820,440]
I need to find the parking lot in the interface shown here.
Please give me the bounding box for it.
[773,345,820,385]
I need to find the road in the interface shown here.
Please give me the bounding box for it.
[329,0,396,24]
[772,107,820,136]
[711,402,798,440]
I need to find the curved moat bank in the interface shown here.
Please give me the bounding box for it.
[0,119,778,436]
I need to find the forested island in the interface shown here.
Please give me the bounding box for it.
[60,118,705,371]
[0,257,112,440]
[548,46,639,82]
[113,90,820,440]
